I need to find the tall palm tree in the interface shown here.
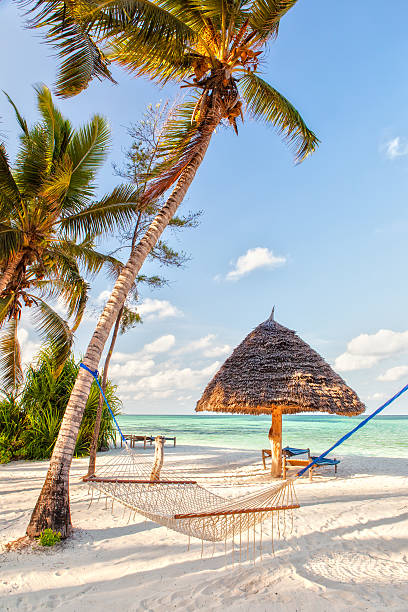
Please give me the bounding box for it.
[0,85,143,388]
[27,0,319,538]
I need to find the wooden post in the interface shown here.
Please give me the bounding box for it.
[150,436,164,482]
[268,408,282,477]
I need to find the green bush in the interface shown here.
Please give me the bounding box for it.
[0,352,121,463]
[37,528,62,546]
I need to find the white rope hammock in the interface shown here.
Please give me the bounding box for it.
[84,443,299,544]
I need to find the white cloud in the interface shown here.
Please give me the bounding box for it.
[96,290,111,304]
[127,361,220,398]
[144,334,175,354]
[365,392,386,401]
[177,394,193,402]
[334,353,379,372]
[225,247,286,281]
[152,390,175,399]
[384,136,408,160]
[111,351,135,363]
[138,298,183,321]
[177,334,231,358]
[178,334,216,353]
[109,358,155,380]
[17,328,41,366]
[334,329,408,372]
[378,365,408,382]
[203,344,231,358]
[347,329,408,357]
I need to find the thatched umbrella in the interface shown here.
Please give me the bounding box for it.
[196,309,365,476]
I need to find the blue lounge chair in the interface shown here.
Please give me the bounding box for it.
[283,446,310,458]
[310,456,340,474]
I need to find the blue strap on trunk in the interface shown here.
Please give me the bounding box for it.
[80,362,127,446]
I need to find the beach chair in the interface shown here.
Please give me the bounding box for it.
[310,455,340,474]
[283,446,310,458]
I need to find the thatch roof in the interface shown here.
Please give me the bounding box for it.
[196,310,365,416]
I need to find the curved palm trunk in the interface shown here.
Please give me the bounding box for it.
[26,113,220,538]
[0,252,23,294]
[87,306,123,478]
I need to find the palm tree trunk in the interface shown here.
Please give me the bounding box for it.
[87,306,123,477]
[0,252,23,294]
[26,112,221,538]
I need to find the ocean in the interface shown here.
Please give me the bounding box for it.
[116,414,408,459]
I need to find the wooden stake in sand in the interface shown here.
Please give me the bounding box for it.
[150,436,164,482]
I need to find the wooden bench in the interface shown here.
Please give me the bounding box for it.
[121,435,177,449]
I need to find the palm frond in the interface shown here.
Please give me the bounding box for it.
[0,317,23,394]
[154,0,209,32]
[89,0,196,43]
[60,184,142,238]
[0,144,22,215]
[0,295,16,326]
[249,0,298,40]
[66,114,110,199]
[24,0,115,97]
[25,0,195,97]
[0,226,24,261]
[239,72,318,162]
[49,239,123,277]
[30,297,73,373]
[34,270,89,333]
[110,27,194,84]
[3,92,29,136]
[39,158,74,208]
[34,84,72,167]
[14,124,50,197]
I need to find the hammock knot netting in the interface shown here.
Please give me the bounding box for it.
[84,444,299,543]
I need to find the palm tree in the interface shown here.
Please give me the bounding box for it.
[27,1,319,538]
[0,85,143,389]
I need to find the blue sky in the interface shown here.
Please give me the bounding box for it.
[2,0,408,414]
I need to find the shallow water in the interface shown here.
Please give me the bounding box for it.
[116,414,408,458]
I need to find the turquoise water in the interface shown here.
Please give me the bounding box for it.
[117,414,408,458]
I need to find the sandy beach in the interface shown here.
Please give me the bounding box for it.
[1,444,408,611]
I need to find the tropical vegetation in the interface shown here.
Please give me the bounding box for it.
[0,85,143,393]
[0,350,120,465]
[26,0,319,539]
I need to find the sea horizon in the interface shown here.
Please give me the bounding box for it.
[116,413,408,459]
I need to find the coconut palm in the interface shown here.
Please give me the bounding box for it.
[27,1,319,538]
[0,85,143,389]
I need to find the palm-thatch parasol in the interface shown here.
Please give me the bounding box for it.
[196,309,365,476]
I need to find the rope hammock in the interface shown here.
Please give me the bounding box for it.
[80,364,408,550]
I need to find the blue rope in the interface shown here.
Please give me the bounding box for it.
[297,382,408,477]
[80,363,127,445]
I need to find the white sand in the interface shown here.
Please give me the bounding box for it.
[1,444,408,611]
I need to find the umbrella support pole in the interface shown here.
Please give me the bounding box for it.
[269,408,282,478]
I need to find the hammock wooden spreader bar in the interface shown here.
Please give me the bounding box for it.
[84,477,198,485]
[173,503,300,519]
